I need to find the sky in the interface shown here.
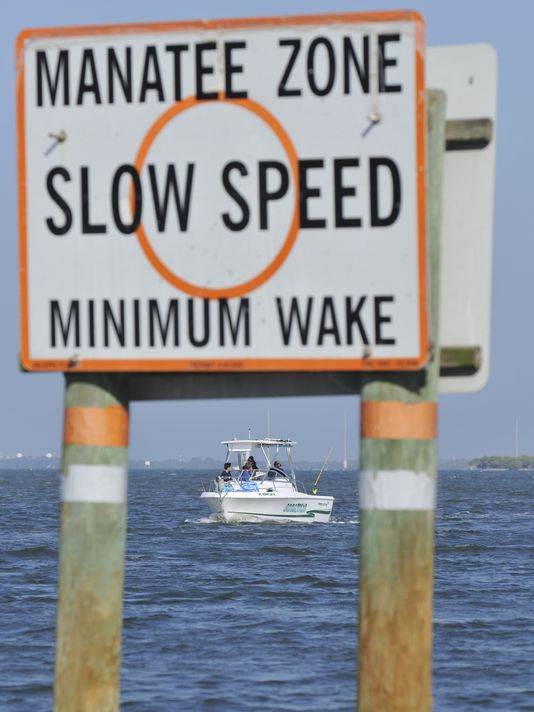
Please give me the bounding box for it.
[0,0,530,463]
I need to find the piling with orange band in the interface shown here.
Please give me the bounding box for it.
[357,91,446,712]
[55,374,129,712]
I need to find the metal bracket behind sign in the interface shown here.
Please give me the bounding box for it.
[445,118,493,151]
[439,346,481,378]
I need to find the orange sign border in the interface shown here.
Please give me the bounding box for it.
[133,93,300,299]
[17,11,427,373]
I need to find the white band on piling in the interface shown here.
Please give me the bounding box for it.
[61,464,127,504]
[359,469,436,511]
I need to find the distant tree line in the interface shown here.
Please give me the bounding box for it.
[469,455,534,470]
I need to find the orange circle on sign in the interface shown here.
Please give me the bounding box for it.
[133,94,300,299]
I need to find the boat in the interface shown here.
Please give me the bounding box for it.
[200,438,334,523]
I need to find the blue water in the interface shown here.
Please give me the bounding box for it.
[1,469,534,710]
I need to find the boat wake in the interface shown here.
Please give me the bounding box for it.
[184,516,221,525]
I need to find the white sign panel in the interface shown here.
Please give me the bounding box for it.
[427,44,497,393]
[17,13,426,373]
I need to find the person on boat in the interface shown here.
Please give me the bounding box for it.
[240,462,252,482]
[220,462,233,482]
[246,455,258,473]
[266,460,288,480]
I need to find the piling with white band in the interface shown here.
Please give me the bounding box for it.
[61,464,128,504]
[358,91,446,712]
[359,469,436,511]
[55,375,129,712]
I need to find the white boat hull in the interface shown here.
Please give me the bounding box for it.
[201,491,334,523]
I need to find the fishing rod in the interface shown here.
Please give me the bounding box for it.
[312,446,333,495]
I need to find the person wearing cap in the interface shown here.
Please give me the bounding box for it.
[267,460,288,480]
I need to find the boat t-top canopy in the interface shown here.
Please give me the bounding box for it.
[221,438,296,452]
[221,438,297,479]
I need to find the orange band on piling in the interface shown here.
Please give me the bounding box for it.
[63,405,129,447]
[361,401,437,440]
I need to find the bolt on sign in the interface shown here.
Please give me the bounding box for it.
[17,12,426,373]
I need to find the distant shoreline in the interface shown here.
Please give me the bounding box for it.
[0,455,473,471]
[468,455,534,471]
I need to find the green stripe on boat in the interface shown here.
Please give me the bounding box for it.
[226,510,331,518]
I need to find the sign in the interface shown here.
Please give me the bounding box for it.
[17,12,426,372]
[427,45,497,392]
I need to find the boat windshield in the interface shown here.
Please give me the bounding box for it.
[252,470,290,482]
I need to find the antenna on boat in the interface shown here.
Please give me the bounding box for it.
[248,426,251,440]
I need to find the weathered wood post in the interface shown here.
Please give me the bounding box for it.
[54,374,129,712]
[357,89,446,712]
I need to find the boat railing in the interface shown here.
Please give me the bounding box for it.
[203,474,309,495]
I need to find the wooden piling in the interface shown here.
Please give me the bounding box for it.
[54,374,129,712]
[357,90,446,712]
